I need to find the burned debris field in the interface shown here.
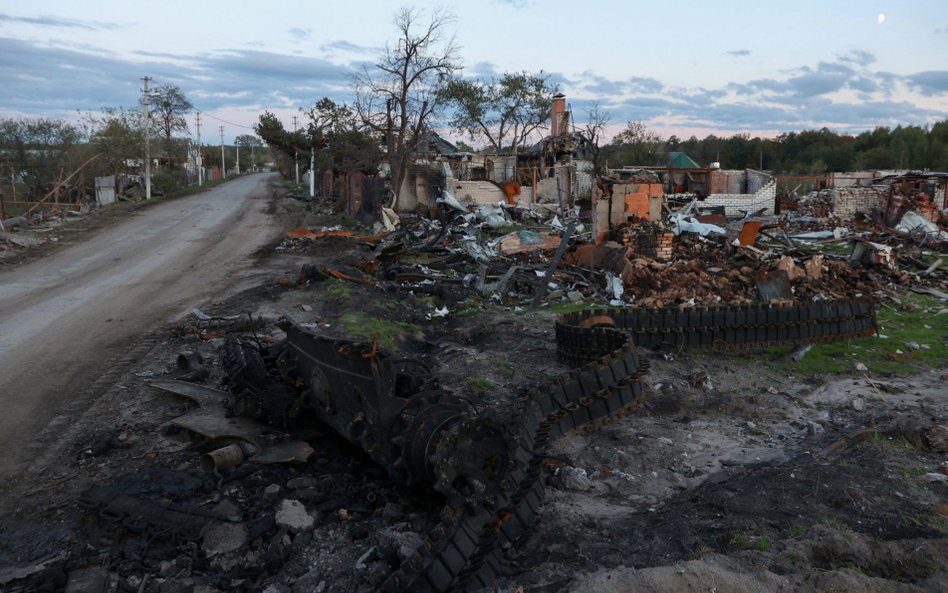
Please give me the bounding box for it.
[1,171,946,593]
[4,2,948,592]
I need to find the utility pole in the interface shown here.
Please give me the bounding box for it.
[141,76,152,199]
[250,143,255,173]
[195,112,203,185]
[235,138,240,175]
[292,115,300,185]
[219,126,225,178]
[309,144,315,198]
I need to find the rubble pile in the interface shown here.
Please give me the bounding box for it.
[273,196,945,312]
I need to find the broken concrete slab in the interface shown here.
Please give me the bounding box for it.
[275,499,314,533]
[149,380,314,464]
[201,522,248,556]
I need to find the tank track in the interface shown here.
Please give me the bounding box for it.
[384,345,649,592]
[383,298,876,592]
[556,298,878,362]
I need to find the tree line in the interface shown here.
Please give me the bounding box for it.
[601,121,948,174]
[0,83,264,198]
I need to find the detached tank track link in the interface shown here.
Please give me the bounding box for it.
[556,298,877,362]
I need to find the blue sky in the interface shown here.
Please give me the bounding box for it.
[1,0,947,143]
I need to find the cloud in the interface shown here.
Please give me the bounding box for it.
[628,76,663,93]
[726,49,750,57]
[838,49,876,67]
[0,13,120,31]
[0,32,944,139]
[0,37,355,117]
[578,72,625,95]
[785,62,856,97]
[469,61,500,78]
[906,70,948,94]
[495,0,531,8]
[320,39,383,55]
[573,73,662,96]
[726,56,893,102]
[288,27,311,41]
[131,49,193,60]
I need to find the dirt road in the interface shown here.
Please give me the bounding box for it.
[0,173,280,476]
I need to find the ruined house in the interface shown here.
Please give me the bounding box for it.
[797,170,948,222]
[393,94,596,214]
[591,154,777,241]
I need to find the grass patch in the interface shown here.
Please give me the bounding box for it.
[464,377,496,396]
[778,294,947,376]
[729,532,748,548]
[728,532,771,552]
[895,465,932,494]
[865,431,916,452]
[498,360,513,379]
[453,297,485,317]
[278,177,302,189]
[341,312,419,351]
[753,535,772,552]
[786,523,808,538]
[928,514,948,536]
[896,512,948,536]
[546,302,608,315]
[821,517,856,542]
[325,279,352,301]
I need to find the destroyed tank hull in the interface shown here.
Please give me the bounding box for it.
[219,299,876,593]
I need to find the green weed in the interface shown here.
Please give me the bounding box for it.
[928,514,948,535]
[786,523,808,538]
[753,535,772,552]
[341,312,419,351]
[778,294,947,376]
[325,279,352,301]
[729,532,748,548]
[498,360,513,379]
[546,302,606,315]
[465,378,496,396]
[821,517,856,542]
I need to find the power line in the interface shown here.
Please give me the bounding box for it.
[196,110,255,130]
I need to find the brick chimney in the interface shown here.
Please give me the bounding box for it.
[550,93,567,136]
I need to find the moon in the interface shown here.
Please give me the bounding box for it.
[877,13,886,24]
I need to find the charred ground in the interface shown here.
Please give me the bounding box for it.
[0,179,945,593]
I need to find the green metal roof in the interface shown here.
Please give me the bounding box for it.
[666,151,700,168]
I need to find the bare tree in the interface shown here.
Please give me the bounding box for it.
[607,120,665,167]
[148,83,193,143]
[581,101,611,173]
[354,7,460,209]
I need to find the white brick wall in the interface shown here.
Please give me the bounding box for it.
[831,187,887,220]
[702,180,777,215]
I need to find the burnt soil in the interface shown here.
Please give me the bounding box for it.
[0,182,945,593]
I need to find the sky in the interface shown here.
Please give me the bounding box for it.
[1,0,947,144]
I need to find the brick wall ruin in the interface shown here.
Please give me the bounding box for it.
[703,178,777,216]
[831,187,888,220]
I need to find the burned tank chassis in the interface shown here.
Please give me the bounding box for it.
[221,298,877,593]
